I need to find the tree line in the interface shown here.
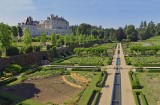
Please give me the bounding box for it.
[71,21,160,42]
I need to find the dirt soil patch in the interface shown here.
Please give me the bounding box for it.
[3,76,80,104]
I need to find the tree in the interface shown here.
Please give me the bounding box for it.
[22,28,32,46]
[40,32,47,45]
[125,25,138,41]
[117,27,125,41]
[50,32,56,45]
[156,23,160,36]
[0,23,13,50]
[11,26,18,38]
[17,26,23,37]
[148,21,156,37]
[91,29,99,36]
[77,23,91,35]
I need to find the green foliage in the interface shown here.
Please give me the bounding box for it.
[6,46,19,56]
[4,64,22,75]
[72,68,101,72]
[40,32,47,45]
[22,28,32,46]
[96,72,107,87]
[125,25,138,41]
[0,23,13,49]
[11,26,18,38]
[24,46,33,53]
[74,47,107,56]
[133,91,148,105]
[0,77,17,86]
[50,32,56,45]
[128,71,142,89]
[77,72,101,105]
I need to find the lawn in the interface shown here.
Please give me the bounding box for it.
[136,73,160,105]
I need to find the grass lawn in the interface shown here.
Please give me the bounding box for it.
[136,73,160,105]
[60,56,109,66]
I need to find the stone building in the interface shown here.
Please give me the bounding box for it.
[18,14,72,36]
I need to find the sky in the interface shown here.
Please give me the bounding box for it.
[0,0,160,28]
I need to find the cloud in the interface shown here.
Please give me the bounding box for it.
[0,0,36,12]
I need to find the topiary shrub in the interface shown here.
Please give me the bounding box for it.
[4,64,23,75]
[6,46,19,56]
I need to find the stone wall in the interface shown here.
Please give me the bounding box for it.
[0,41,104,70]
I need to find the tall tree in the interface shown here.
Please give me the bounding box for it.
[77,23,91,35]
[22,28,32,46]
[0,23,13,50]
[125,25,138,41]
[156,23,160,36]
[117,27,125,41]
[148,21,156,37]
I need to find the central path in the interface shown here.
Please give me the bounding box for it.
[98,43,135,105]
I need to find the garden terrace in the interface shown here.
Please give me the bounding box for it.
[136,72,160,105]
[0,66,105,105]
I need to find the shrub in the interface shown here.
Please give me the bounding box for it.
[33,46,41,52]
[0,77,17,86]
[4,64,22,75]
[24,46,33,53]
[6,46,19,56]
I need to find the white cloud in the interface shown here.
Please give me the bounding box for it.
[0,0,36,12]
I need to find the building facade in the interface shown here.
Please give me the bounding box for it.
[18,14,72,36]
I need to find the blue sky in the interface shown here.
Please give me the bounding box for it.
[0,0,160,28]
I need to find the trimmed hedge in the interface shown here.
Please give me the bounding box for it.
[72,68,101,72]
[128,71,142,89]
[87,90,100,105]
[0,77,17,87]
[133,91,148,105]
[96,72,107,87]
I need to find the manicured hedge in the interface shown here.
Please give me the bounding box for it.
[96,72,107,87]
[128,71,142,89]
[133,91,148,105]
[0,77,17,87]
[87,90,100,105]
[141,64,160,67]
[72,68,101,72]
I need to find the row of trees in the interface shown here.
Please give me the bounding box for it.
[71,21,160,42]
